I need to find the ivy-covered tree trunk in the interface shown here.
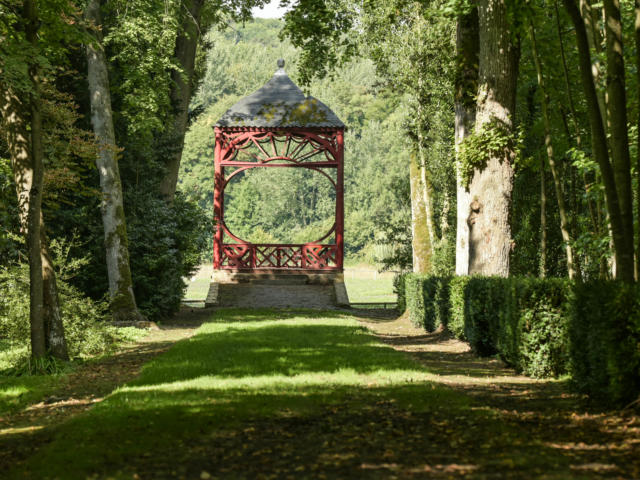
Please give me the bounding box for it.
[410,154,431,273]
[454,7,478,276]
[529,18,582,281]
[85,0,144,321]
[467,0,518,277]
[158,0,205,200]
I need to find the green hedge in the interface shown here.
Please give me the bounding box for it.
[403,273,640,406]
[570,282,640,406]
[405,274,450,332]
[393,273,408,314]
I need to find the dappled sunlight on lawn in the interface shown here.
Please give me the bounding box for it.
[7,308,640,480]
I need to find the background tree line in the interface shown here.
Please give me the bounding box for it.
[274,0,640,284]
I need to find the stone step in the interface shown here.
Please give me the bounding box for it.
[216,283,337,309]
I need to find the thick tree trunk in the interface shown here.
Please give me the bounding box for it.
[602,0,634,282]
[564,0,632,281]
[454,8,479,276]
[409,154,431,273]
[85,0,145,321]
[467,0,518,277]
[529,19,582,281]
[158,0,205,200]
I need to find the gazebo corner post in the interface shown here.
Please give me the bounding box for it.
[336,128,345,271]
[213,127,224,270]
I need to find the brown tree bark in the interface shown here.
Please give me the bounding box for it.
[563,0,633,282]
[41,214,68,359]
[635,0,640,278]
[455,7,479,276]
[540,157,547,278]
[602,0,634,282]
[467,0,518,277]
[85,0,145,321]
[529,18,582,281]
[158,0,205,200]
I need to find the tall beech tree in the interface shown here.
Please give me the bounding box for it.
[85,0,144,322]
[465,0,519,276]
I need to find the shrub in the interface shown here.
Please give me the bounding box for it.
[393,272,408,313]
[570,281,640,406]
[499,278,571,378]
[445,276,570,376]
[0,261,142,369]
[404,274,451,332]
[126,192,209,320]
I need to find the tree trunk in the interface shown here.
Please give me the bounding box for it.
[85,0,145,321]
[41,213,68,359]
[455,7,479,276]
[540,157,547,278]
[635,0,640,278]
[410,154,431,273]
[529,18,582,281]
[158,0,205,200]
[563,0,632,282]
[555,0,600,235]
[21,0,46,359]
[467,0,518,277]
[602,0,634,282]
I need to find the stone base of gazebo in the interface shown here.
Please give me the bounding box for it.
[204,271,350,308]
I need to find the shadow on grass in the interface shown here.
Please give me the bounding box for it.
[7,308,640,479]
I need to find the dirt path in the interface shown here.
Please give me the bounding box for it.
[0,307,209,472]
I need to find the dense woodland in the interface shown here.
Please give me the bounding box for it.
[0,0,640,379]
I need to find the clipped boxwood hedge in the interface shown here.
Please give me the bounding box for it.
[402,273,640,406]
[570,281,640,406]
[405,274,450,332]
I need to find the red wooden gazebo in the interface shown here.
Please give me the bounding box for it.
[212,59,345,275]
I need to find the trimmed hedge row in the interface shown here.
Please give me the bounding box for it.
[399,273,640,406]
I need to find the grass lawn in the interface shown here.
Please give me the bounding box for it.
[183,264,398,303]
[9,308,636,479]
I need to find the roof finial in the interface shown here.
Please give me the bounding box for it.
[277,58,285,68]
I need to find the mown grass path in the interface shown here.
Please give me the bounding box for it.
[7,309,640,479]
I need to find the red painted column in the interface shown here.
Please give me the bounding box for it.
[213,128,224,269]
[336,129,345,270]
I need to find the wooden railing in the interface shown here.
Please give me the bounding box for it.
[219,244,339,270]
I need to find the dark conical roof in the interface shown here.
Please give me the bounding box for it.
[215,60,344,128]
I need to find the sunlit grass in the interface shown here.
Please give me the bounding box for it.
[344,275,396,303]
[10,308,464,479]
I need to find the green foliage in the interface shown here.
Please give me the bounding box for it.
[0,261,118,368]
[570,282,640,406]
[180,19,410,264]
[404,274,451,332]
[393,272,408,313]
[409,275,575,379]
[125,193,209,320]
[458,119,523,189]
